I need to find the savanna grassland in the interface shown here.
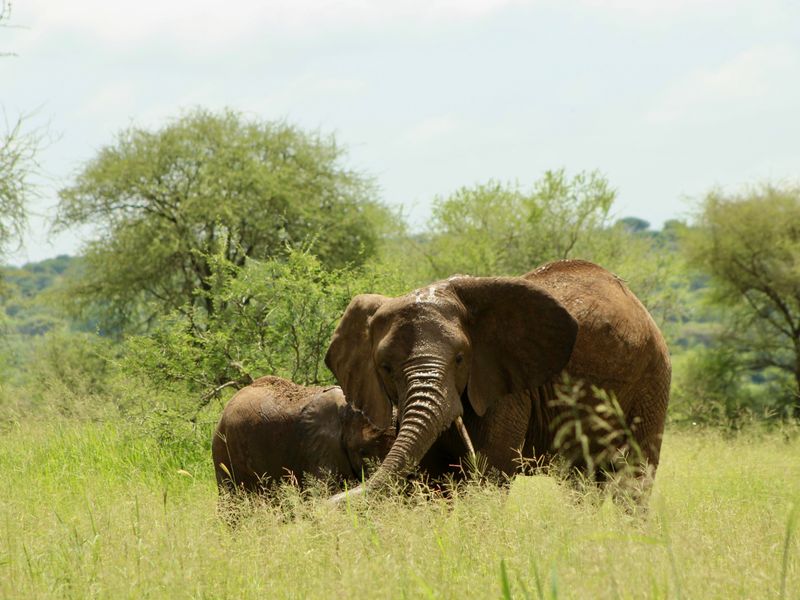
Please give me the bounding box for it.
[1,419,798,599]
[3,111,800,600]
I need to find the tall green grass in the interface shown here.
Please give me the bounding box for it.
[1,420,798,599]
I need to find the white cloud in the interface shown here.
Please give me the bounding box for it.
[575,0,785,25]
[646,45,800,123]
[580,0,731,18]
[222,73,368,119]
[15,0,531,48]
[11,0,790,53]
[79,80,138,119]
[401,115,460,145]
[269,74,368,102]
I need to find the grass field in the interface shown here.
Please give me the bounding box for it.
[1,419,798,599]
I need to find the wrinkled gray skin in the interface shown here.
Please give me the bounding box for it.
[212,376,396,493]
[325,260,671,502]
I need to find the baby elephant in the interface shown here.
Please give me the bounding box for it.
[212,375,396,493]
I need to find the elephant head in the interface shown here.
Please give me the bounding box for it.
[325,276,579,498]
[340,404,397,480]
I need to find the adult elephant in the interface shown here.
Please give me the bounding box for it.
[325,259,670,500]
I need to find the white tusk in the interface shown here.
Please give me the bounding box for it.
[329,485,366,506]
[455,416,476,460]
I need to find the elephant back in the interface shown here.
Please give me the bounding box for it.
[525,259,670,412]
[525,259,671,467]
[249,375,327,409]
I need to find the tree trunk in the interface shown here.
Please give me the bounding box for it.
[794,363,800,420]
[793,341,800,420]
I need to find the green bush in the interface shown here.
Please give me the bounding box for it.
[0,327,118,420]
[122,248,412,417]
[669,346,796,428]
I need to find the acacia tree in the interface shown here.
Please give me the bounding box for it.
[56,109,391,332]
[1,4,36,258]
[424,181,528,277]
[526,168,615,262]
[422,169,615,278]
[686,185,800,418]
[0,115,35,257]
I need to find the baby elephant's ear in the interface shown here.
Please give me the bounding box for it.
[325,294,392,429]
[450,277,578,417]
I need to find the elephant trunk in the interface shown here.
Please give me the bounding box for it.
[330,362,459,503]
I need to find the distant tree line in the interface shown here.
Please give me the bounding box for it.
[1,107,799,425]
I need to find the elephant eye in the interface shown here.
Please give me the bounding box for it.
[380,363,392,375]
[455,353,464,365]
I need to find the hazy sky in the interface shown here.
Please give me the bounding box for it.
[3,0,799,264]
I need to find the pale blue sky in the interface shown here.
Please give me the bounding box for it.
[3,0,800,264]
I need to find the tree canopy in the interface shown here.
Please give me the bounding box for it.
[0,116,37,257]
[56,109,391,332]
[1,3,36,256]
[422,169,616,278]
[686,184,800,417]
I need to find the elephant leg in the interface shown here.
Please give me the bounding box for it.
[627,374,670,476]
[466,391,532,475]
[416,393,531,480]
[418,432,464,479]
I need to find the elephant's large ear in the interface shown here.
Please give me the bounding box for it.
[325,294,392,429]
[450,277,578,417]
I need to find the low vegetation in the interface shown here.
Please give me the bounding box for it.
[0,419,797,598]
